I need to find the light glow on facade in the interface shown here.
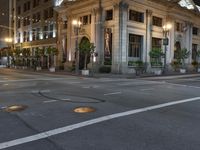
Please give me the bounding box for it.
[68,51,71,61]
[55,0,63,6]
[55,0,76,6]
[196,5,200,11]
[29,32,32,41]
[178,0,195,10]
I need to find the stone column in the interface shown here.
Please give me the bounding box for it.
[67,15,73,62]
[183,21,193,64]
[145,9,152,71]
[165,15,174,65]
[91,9,96,44]
[56,16,63,68]
[169,20,175,64]
[112,2,128,73]
[112,3,120,73]
[95,7,103,65]
[119,2,129,73]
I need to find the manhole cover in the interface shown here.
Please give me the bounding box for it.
[73,106,96,113]
[5,105,27,112]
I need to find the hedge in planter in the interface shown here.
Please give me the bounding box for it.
[176,48,190,70]
[149,48,164,68]
[99,66,111,73]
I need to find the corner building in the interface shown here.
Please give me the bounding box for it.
[13,0,59,69]
[56,0,200,74]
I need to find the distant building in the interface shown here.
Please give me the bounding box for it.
[0,0,12,48]
[55,0,200,74]
[12,0,59,69]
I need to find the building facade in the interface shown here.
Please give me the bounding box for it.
[13,0,59,68]
[55,0,200,74]
[0,0,13,48]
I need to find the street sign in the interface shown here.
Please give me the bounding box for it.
[163,38,169,45]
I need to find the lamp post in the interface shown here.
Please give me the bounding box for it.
[162,24,171,74]
[72,20,82,74]
[4,37,13,68]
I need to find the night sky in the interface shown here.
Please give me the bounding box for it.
[193,0,200,7]
[0,0,9,48]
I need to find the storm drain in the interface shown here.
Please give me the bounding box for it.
[4,105,27,112]
[73,106,96,113]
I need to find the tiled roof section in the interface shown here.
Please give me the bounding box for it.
[193,0,200,6]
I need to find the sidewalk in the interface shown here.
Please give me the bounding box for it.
[7,67,200,80]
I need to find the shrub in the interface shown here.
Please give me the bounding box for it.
[104,60,112,65]
[192,61,198,67]
[128,60,144,67]
[150,61,163,67]
[99,66,111,73]
[171,60,181,71]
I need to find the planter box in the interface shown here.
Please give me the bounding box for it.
[81,70,89,76]
[180,68,186,73]
[22,66,27,69]
[154,69,162,75]
[36,67,42,71]
[151,67,162,75]
[49,67,55,72]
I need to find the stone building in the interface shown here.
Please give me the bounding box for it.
[0,0,11,48]
[13,0,58,69]
[54,0,200,74]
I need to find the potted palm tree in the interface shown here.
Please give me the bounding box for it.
[35,48,44,71]
[13,48,21,68]
[46,47,59,72]
[79,40,95,75]
[195,50,200,72]
[22,49,31,69]
[177,48,190,73]
[149,48,164,75]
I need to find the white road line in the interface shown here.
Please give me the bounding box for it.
[103,92,122,96]
[43,100,57,103]
[0,106,6,109]
[68,82,81,84]
[60,98,71,101]
[31,90,39,94]
[40,90,50,93]
[140,88,154,91]
[82,85,99,89]
[82,86,90,89]
[166,83,200,89]
[0,78,68,83]
[1,97,200,149]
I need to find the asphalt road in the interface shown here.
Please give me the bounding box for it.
[0,68,200,150]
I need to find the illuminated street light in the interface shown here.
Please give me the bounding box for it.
[4,37,13,68]
[72,19,82,74]
[162,23,171,74]
[5,38,13,43]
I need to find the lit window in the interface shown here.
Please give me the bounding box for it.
[129,10,144,23]
[129,34,143,59]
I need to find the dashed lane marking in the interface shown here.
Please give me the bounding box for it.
[103,92,122,96]
[0,97,200,149]
[140,88,154,91]
[43,100,58,103]
[0,78,72,83]
[166,83,200,89]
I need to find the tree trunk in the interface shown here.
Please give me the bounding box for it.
[84,54,88,70]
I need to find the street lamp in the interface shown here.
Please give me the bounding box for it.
[72,19,82,74]
[4,37,13,68]
[162,23,171,74]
